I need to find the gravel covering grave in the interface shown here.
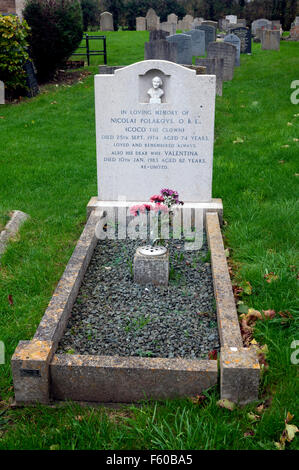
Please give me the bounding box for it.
[57,233,220,359]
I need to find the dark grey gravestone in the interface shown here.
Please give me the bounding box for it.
[207,41,236,81]
[195,25,216,51]
[195,57,224,96]
[149,30,170,41]
[144,39,177,61]
[24,60,39,97]
[166,34,192,64]
[224,33,241,66]
[231,27,251,53]
[184,29,205,57]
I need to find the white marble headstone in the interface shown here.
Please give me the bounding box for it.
[94,60,216,203]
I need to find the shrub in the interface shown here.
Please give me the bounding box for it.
[81,0,100,31]
[0,15,30,95]
[23,0,83,82]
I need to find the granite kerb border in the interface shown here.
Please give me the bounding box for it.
[11,206,259,405]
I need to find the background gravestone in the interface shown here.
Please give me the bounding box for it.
[149,30,169,41]
[0,81,4,104]
[24,60,39,97]
[94,60,216,203]
[167,13,178,24]
[100,11,114,31]
[146,8,160,31]
[224,33,241,66]
[226,15,237,24]
[184,29,205,57]
[207,42,236,81]
[195,24,216,51]
[144,39,177,62]
[160,22,176,35]
[136,17,146,31]
[251,19,272,35]
[202,20,218,29]
[166,34,192,64]
[196,57,224,96]
[261,30,280,50]
[231,27,251,53]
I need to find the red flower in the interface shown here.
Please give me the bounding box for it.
[150,194,164,203]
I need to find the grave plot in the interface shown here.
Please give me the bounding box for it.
[11,61,260,406]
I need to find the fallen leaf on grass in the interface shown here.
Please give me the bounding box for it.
[275,413,298,450]
[8,295,13,306]
[264,272,279,283]
[233,137,244,144]
[237,303,249,314]
[278,160,285,164]
[240,281,252,295]
[244,430,255,437]
[293,138,299,142]
[217,399,236,411]
[247,412,261,422]
[287,122,293,126]
[50,444,60,450]
[189,394,207,406]
[281,145,289,148]
[262,309,276,319]
[278,310,293,320]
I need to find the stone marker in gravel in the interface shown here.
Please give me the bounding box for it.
[94,59,216,203]
[224,33,241,66]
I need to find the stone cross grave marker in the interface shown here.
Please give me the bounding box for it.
[224,33,241,66]
[166,34,192,64]
[207,42,236,81]
[100,11,114,31]
[184,29,205,57]
[94,60,216,203]
[231,27,251,53]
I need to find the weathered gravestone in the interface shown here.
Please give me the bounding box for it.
[271,20,281,30]
[231,27,251,53]
[100,11,114,31]
[184,29,205,57]
[94,60,216,203]
[192,17,204,28]
[24,60,39,97]
[195,57,224,96]
[224,33,241,66]
[136,17,146,31]
[226,15,237,24]
[166,34,192,64]
[261,30,280,50]
[195,24,216,51]
[160,22,176,35]
[251,19,272,35]
[219,18,229,32]
[207,42,236,81]
[146,8,160,31]
[238,19,247,27]
[144,39,177,62]
[167,13,178,24]
[149,30,169,41]
[202,20,218,29]
[0,81,4,105]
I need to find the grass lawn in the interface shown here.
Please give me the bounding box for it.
[0,32,298,450]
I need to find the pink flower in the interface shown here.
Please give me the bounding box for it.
[150,194,164,203]
[153,203,168,214]
[130,204,152,216]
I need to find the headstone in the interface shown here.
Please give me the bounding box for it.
[149,30,169,41]
[202,20,218,30]
[146,8,160,31]
[224,33,241,66]
[94,60,216,203]
[0,81,4,105]
[295,17,299,25]
[166,34,192,64]
[184,29,205,57]
[180,14,194,30]
[251,19,272,35]
[192,18,203,28]
[167,13,178,24]
[195,25,216,51]
[219,18,229,32]
[160,22,176,35]
[195,57,224,96]
[100,11,114,31]
[136,17,146,31]
[207,42,236,81]
[24,60,39,97]
[271,20,281,30]
[230,27,251,54]
[261,30,280,50]
[238,19,247,27]
[226,15,237,24]
[290,24,299,39]
[144,39,177,62]
[228,23,245,32]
